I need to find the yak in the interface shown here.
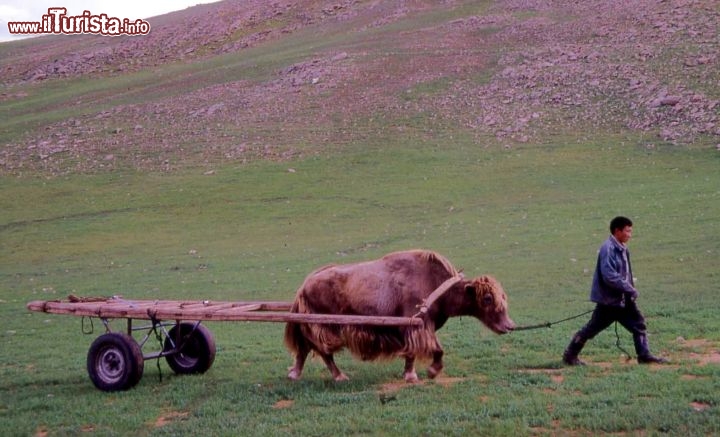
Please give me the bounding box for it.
[284,249,515,382]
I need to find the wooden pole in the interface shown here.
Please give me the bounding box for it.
[413,274,464,317]
[26,300,423,327]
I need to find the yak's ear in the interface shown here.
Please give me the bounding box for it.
[465,283,477,295]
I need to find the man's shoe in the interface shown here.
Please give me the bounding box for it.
[563,335,587,366]
[637,354,669,364]
[562,352,586,366]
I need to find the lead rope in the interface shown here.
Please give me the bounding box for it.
[512,309,594,331]
[615,321,634,361]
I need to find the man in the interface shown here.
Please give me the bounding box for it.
[563,216,668,365]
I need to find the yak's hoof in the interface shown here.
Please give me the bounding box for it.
[287,369,302,381]
[333,373,349,382]
[427,366,443,379]
[403,371,419,383]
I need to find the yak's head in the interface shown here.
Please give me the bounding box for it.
[466,275,515,334]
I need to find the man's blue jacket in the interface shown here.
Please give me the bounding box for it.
[590,235,639,307]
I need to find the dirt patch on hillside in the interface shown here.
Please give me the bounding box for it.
[273,399,295,409]
[677,337,720,365]
[378,374,471,396]
[690,401,712,412]
[691,352,720,365]
[153,410,189,428]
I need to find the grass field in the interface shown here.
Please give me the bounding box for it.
[2,135,719,436]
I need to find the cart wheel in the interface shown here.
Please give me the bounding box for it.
[87,333,144,392]
[164,323,216,374]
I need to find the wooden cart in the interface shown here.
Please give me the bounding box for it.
[26,297,425,392]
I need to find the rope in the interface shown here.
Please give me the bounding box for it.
[148,314,164,382]
[513,309,594,331]
[615,322,634,361]
[81,316,94,334]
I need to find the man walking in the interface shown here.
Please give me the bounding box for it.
[563,216,668,365]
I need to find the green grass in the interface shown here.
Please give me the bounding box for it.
[2,136,719,436]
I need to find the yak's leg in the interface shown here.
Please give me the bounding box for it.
[427,348,444,379]
[319,352,348,382]
[287,352,308,381]
[403,355,419,383]
[287,344,310,380]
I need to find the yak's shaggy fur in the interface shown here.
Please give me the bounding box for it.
[284,249,514,382]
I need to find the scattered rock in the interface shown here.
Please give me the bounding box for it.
[206,103,225,116]
[650,95,681,107]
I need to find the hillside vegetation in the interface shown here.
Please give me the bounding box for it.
[1,0,718,175]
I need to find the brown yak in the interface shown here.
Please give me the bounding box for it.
[284,249,515,382]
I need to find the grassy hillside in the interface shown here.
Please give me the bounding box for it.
[1,0,719,435]
[1,0,718,175]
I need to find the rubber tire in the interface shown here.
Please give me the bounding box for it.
[164,323,216,375]
[87,333,144,392]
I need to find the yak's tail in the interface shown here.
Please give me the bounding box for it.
[284,287,351,357]
[284,289,340,356]
[283,288,307,355]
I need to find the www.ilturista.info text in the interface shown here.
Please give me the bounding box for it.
[7,8,151,37]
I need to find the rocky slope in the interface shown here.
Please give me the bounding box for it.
[0,0,717,174]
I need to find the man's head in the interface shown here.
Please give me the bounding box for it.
[610,216,633,244]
